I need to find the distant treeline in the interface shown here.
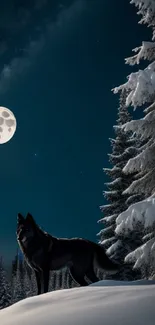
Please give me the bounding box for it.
[0,251,78,310]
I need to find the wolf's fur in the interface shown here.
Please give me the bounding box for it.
[16,213,119,295]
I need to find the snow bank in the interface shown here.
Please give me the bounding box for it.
[90,279,155,286]
[1,280,155,325]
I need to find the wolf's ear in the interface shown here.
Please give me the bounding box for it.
[17,213,25,223]
[26,213,35,224]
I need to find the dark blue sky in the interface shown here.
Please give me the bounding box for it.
[0,0,151,263]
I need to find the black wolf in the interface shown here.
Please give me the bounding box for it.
[16,213,119,295]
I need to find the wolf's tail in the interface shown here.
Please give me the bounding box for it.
[93,242,120,272]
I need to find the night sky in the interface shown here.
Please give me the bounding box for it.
[0,0,151,263]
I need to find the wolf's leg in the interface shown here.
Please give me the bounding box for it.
[85,268,99,284]
[43,268,50,293]
[35,271,42,295]
[69,267,88,287]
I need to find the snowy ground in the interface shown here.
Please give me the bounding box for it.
[1,280,155,325]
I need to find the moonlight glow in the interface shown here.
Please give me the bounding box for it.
[0,106,17,144]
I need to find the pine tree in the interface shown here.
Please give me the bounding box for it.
[23,260,31,298]
[55,271,62,290]
[0,257,11,309]
[10,252,18,303]
[98,91,144,280]
[11,251,25,303]
[61,268,68,289]
[49,271,57,291]
[111,0,155,278]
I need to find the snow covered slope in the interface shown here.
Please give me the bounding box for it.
[1,280,155,325]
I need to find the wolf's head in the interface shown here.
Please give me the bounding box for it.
[16,212,37,247]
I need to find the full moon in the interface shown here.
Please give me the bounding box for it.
[0,106,17,144]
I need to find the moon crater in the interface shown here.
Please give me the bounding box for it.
[0,117,4,125]
[5,119,15,127]
[2,111,10,118]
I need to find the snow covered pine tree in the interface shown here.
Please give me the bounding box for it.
[112,0,155,279]
[11,250,26,303]
[98,90,144,280]
[0,257,11,309]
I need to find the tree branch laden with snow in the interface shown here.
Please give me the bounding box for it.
[130,0,155,39]
[113,62,155,108]
[116,197,155,236]
[125,42,155,65]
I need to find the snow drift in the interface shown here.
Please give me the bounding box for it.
[1,280,155,325]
